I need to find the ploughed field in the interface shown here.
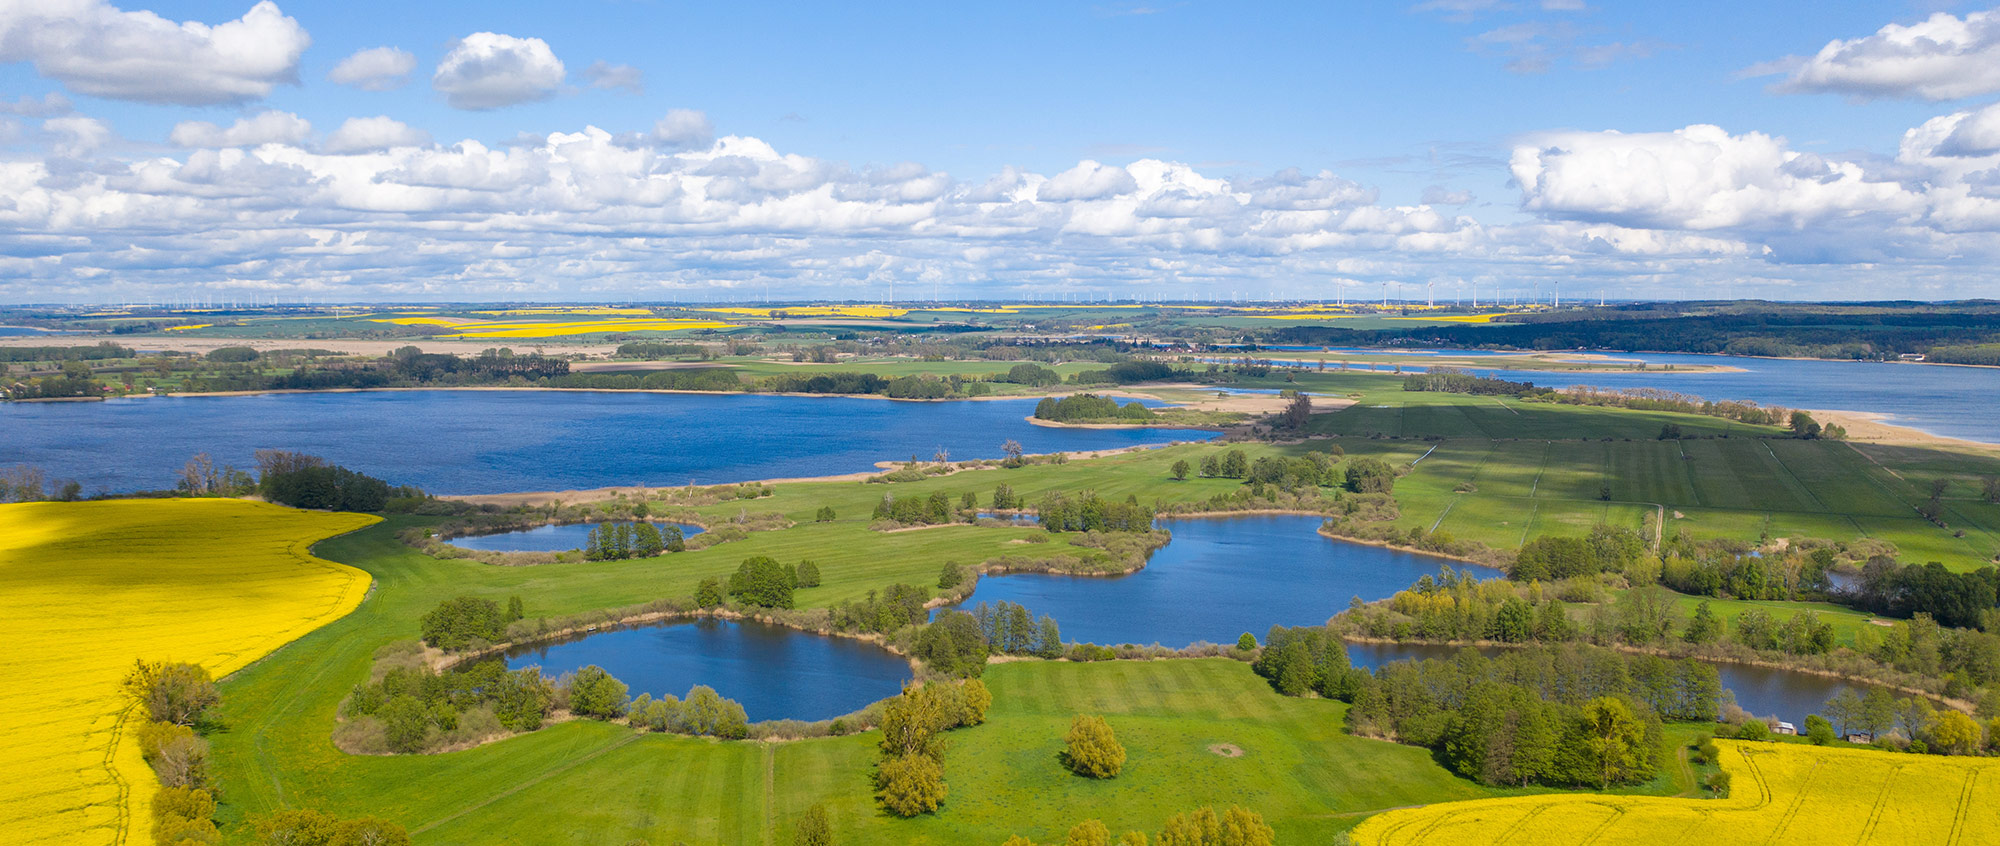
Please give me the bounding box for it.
[1355,740,2000,846]
[0,500,375,846]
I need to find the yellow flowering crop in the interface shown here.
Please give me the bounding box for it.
[1353,740,2000,846]
[440,318,737,338]
[0,500,376,846]
[161,324,212,331]
[469,307,655,316]
[703,305,911,318]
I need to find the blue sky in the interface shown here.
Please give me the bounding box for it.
[1,1,1997,302]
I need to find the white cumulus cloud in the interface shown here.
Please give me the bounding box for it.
[169,110,310,148]
[329,46,417,91]
[1767,9,2000,101]
[1511,124,1919,231]
[43,115,110,156]
[0,0,309,106]
[1037,160,1139,201]
[432,32,566,110]
[324,116,431,154]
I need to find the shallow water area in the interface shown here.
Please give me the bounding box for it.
[448,522,704,552]
[502,618,911,723]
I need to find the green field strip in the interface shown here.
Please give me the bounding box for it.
[1536,440,1607,502]
[1758,440,1832,512]
[1767,440,1915,517]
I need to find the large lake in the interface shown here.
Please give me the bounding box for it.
[1247,347,2000,444]
[0,391,1209,495]
[502,618,910,722]
[953,515,1503,647]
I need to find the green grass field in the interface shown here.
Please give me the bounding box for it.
[211,518,1703,846]
[184,384,2000,843]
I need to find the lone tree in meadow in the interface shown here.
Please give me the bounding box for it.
[876,753,947,816]
[1171,459,1191,481]
[1062,714,1126,778]
[1279,392,1311,429]
[795,560,822,588]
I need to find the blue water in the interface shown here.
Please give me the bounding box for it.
[448,522,704,552]
[503,618,910,722]
[1455,351,2000,442]
[1346,642,1875,726]
[0,391,1212,495]
[952,514,1502,647]
[1225,347,2000,443]
[0,326,66,336]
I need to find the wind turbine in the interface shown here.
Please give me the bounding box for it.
[1426,281,1434,309]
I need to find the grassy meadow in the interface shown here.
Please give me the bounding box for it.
[20,376,2000,844]
[0,500,376,846]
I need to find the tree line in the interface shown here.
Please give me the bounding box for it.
[1033,393,1156,422]
[583,521,687,560]
[1258,306,2000,362]
[1256,635,1707,789]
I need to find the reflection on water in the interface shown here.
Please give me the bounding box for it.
[448,522,703,553]
[1345,642,1885,725]
[953,514,1503,648]
[503,618,911,722]
[0,391,1212,494]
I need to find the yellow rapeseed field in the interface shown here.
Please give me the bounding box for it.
[1353,740,2000,846]
[703,305,911,318]
[362,315,738,336]
[470,307,655,316]
[440,318,736,338]
[0,500,377,846]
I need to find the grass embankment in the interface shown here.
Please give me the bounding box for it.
[0,500,376,846]
[1354,739,2000,845]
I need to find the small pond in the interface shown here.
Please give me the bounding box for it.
[502,618,910,722]
[1346,642,1882,727]
[951,514,1504,647]
[448,522,704,553]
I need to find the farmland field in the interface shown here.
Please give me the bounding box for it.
[0,500,377,846]
[1353,740,2000,846]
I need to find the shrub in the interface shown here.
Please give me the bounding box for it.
[912,611,990,678]
[876,753,947,816]
[567,665,631,719]
[1063,715,1126,778]
[793,804,832,846]
[728,556,797,609]
[419,596,506,650]
[1705,769,1733,795]
[124,661,220,727]
[694,577,726,608]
